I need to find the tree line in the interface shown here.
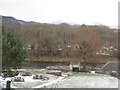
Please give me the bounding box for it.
[3,22,118,60]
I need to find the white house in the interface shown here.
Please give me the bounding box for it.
[70,62,81,72]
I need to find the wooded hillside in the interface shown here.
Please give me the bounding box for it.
[2,17,118,63]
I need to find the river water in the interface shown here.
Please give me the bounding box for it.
[22,61,70,69]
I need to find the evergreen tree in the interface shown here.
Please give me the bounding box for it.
[2,27,26,70]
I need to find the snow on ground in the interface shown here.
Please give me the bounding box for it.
[0,74,58,88]
[45,73,118,88]
[0,73,118,88]
[33,76,64,88]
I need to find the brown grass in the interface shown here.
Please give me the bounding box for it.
[25,56,118,64]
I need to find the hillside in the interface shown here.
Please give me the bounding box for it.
[1,16,118,63]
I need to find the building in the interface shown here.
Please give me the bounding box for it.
[101,61,120,72]
[70,62,81,72]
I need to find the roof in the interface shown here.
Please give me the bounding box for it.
[101,61,120,72]
[70,62,80,65]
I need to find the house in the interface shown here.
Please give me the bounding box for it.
[27,45,32,51]
[101,61,120,72]
[70,62,81,72]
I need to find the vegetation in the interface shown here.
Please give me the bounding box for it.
[2,20,118,63]
[25,57,118,64]
[2,70,19,77]
[70,73,101,77]
[2,27,26,72]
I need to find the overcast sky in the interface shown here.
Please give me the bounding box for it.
[0,0,119,27]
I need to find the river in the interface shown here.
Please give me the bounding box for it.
[22,61,70,69]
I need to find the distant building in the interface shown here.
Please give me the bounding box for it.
[68,45,71,48]
[70,62,81,72]
[58,48,62,51]
[101,61,120,72]
[96,46,118,56]
[27,45,32,51]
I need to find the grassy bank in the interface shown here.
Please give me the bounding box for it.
[25,57,80,62]
[25,56,118,64]
[67,73,103,78]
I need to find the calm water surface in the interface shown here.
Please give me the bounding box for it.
[22,61,70,69]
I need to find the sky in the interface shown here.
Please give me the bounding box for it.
[0,0,119,27]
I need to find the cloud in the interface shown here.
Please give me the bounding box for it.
[0,0,119,26]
